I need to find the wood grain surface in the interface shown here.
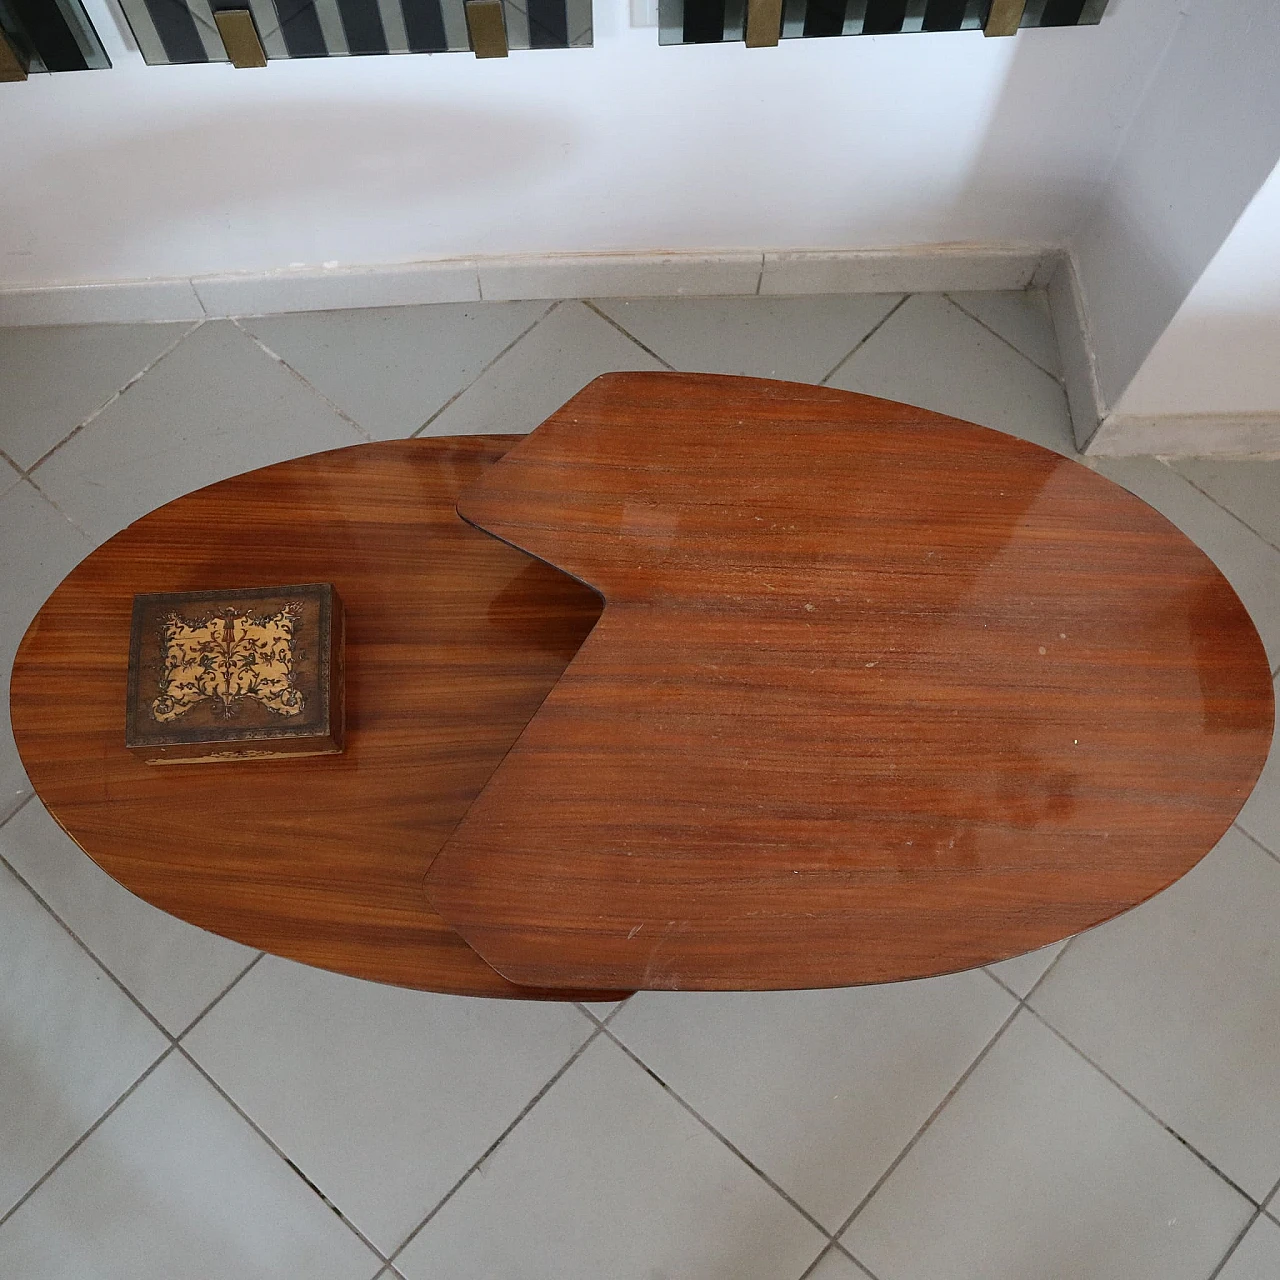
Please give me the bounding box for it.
[426,373,1275,991]
[11,437,625,1000]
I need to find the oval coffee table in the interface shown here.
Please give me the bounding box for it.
[12,375,1275,996]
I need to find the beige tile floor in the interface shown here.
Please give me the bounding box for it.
[2,292,1280,1280]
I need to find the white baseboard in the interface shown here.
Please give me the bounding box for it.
[1044,250,1280,458]
[0,278,208,326]
[1084,413,1280,457]
[1044,251,1107,453]
[759,245,1043,295]
[0,244,1049,326]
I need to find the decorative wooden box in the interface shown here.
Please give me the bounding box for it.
[125,583,344,764]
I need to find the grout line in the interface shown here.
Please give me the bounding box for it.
[0,849,174,1043]
[176,1043,392,1265]
[476,266,486,302]
[832,1240,884,1280]
[0,445,22,479]
[231,318,373,444]
[1162,464,1280,559]
[818,294,911,386]
[20,470,98,545]
[3,856,347,1256]
[830,1000,1023,1241]
[580,299,679,372]
[387,1023,606,1264]
[983,933,1077,1006]
[991,939,1267,1216]
[795,1242,842,1280]
[943,292,1065,386]
[409,300,561,439]
[598,1023,834,1240]
[1205,1169,1280,1280]
[189,278,211,318]
[573,995,633,1028]
[0,790,36,832]
[755,256,764,296]
[983,967,1027,1004]
[174,951,266,1041]
[24,320,205,476]
[1206,1209,1265,1280]
[0,1046,175,1232]
[1024,1005,1259,1205]
[1233,822,1280,869]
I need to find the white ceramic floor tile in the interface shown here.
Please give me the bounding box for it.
[0,481,93,818]
[842,1011,1251,1280]
[0,1052,380,1280]
[609,972,1014,1230]
[419,300,664,438]
[0,322,194,470]
[1170,458,1280,551]
[0,859,167,1219]
[30,320,364,543]
[985,940,1069,997]
[0,801,256,1035]
[945,289,1062,378]
[395,1035,827,1280]
[827,293,1076,456]
[183,956,594,1253]
[1236,674,1280,854]
[1218,1216,1280,1280]
[1089,457,1280,672]
[1029,828,1280,1199]
[808,1247,870,1280]
[241,302,550,440]
[592,295,902,384]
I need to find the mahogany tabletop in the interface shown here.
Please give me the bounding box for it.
[12,375,1274,998]
[10,436,623,1001]
[424,373,1275,991]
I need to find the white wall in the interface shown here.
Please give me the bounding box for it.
[1067,0,1280,416]
[0,0,1183,288]
[1112,160,1280,418]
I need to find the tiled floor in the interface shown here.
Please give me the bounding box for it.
[3,292,1280,1280]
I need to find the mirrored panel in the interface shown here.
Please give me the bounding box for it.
[116,0,590,62]
[0,0,110,72]
[660,0,1108,44]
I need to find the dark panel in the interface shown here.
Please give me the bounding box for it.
[683,0,724,42]
[527,0,567,46]
[922,0,966,30]
[141,0,208,61]
[801,0,845,37]
[861,0,905,32]
[1039,0,1086,23]
[400,0,446,49]
[8,0,87,68]
[273,0,327,55]
[336,0,387,51]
